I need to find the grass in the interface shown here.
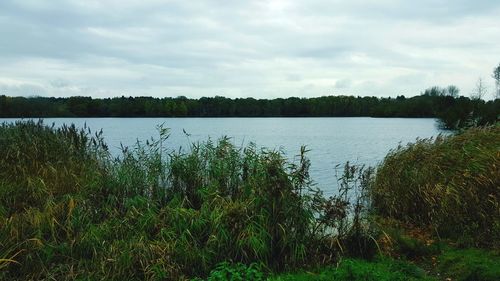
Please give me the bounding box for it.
[1,120,498,280]
[270,257,434,281]
[270,246,500,281]
[435,247,500,281]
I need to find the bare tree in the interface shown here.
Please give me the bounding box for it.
[471,77,487,100]
[446,85,460,97]
[423,86,445,96]
[493,63,500,100]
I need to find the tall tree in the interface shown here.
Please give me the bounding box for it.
[492,63,500,100]
[471,78,487,100]
[446,85,460,97]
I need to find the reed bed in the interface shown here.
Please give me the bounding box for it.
[0,120,374,280]
[372,125,500,248]
[2,120,498,280]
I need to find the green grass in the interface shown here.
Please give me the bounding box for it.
[270,247,500,281]
[268,247,500,281]
[270,257,434,281]
[375,222,500,280]
[435,247,500,281]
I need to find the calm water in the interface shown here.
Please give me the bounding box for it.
[1,117,445,195]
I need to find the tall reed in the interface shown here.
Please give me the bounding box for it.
[371,125,500,248]
[0,120,374,280]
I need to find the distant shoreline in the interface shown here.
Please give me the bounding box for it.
[0,116,439,119]
[1,95,498,130]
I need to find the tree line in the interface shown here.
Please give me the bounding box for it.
[0,90,498,129]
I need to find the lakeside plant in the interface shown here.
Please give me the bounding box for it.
[0,120,375,280]
[371,125,500,248]
[2,120,498,280]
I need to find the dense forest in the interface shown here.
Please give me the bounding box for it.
[0,88,499,129]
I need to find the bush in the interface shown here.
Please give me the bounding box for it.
[371,125,500,248]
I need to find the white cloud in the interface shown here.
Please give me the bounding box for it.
[0,0,499,98]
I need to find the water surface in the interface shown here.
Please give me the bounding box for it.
[1,117,445,195]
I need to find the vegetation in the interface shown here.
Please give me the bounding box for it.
[270,246,500,281]
[372,125,500,248]
[270,258,434,281]
[493,63,500,100]
[1,92,498,130]
[1,120,499,280]
[194,262,265,281]
[270,218,500,281]
[0,120,375,280]
[435,247,500,281]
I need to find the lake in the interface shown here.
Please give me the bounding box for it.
[1,117,445,196]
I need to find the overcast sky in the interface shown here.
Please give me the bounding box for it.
[1,0,499,99]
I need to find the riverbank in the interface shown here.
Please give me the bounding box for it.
[271,245,500,281]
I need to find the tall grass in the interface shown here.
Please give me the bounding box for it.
[371,125,500,248]
[0,120,373,280]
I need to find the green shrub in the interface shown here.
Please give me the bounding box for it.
[195,262,265,281]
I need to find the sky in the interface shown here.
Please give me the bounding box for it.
[0,0,499,99]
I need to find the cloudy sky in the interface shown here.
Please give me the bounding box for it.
[1,0,499,99]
